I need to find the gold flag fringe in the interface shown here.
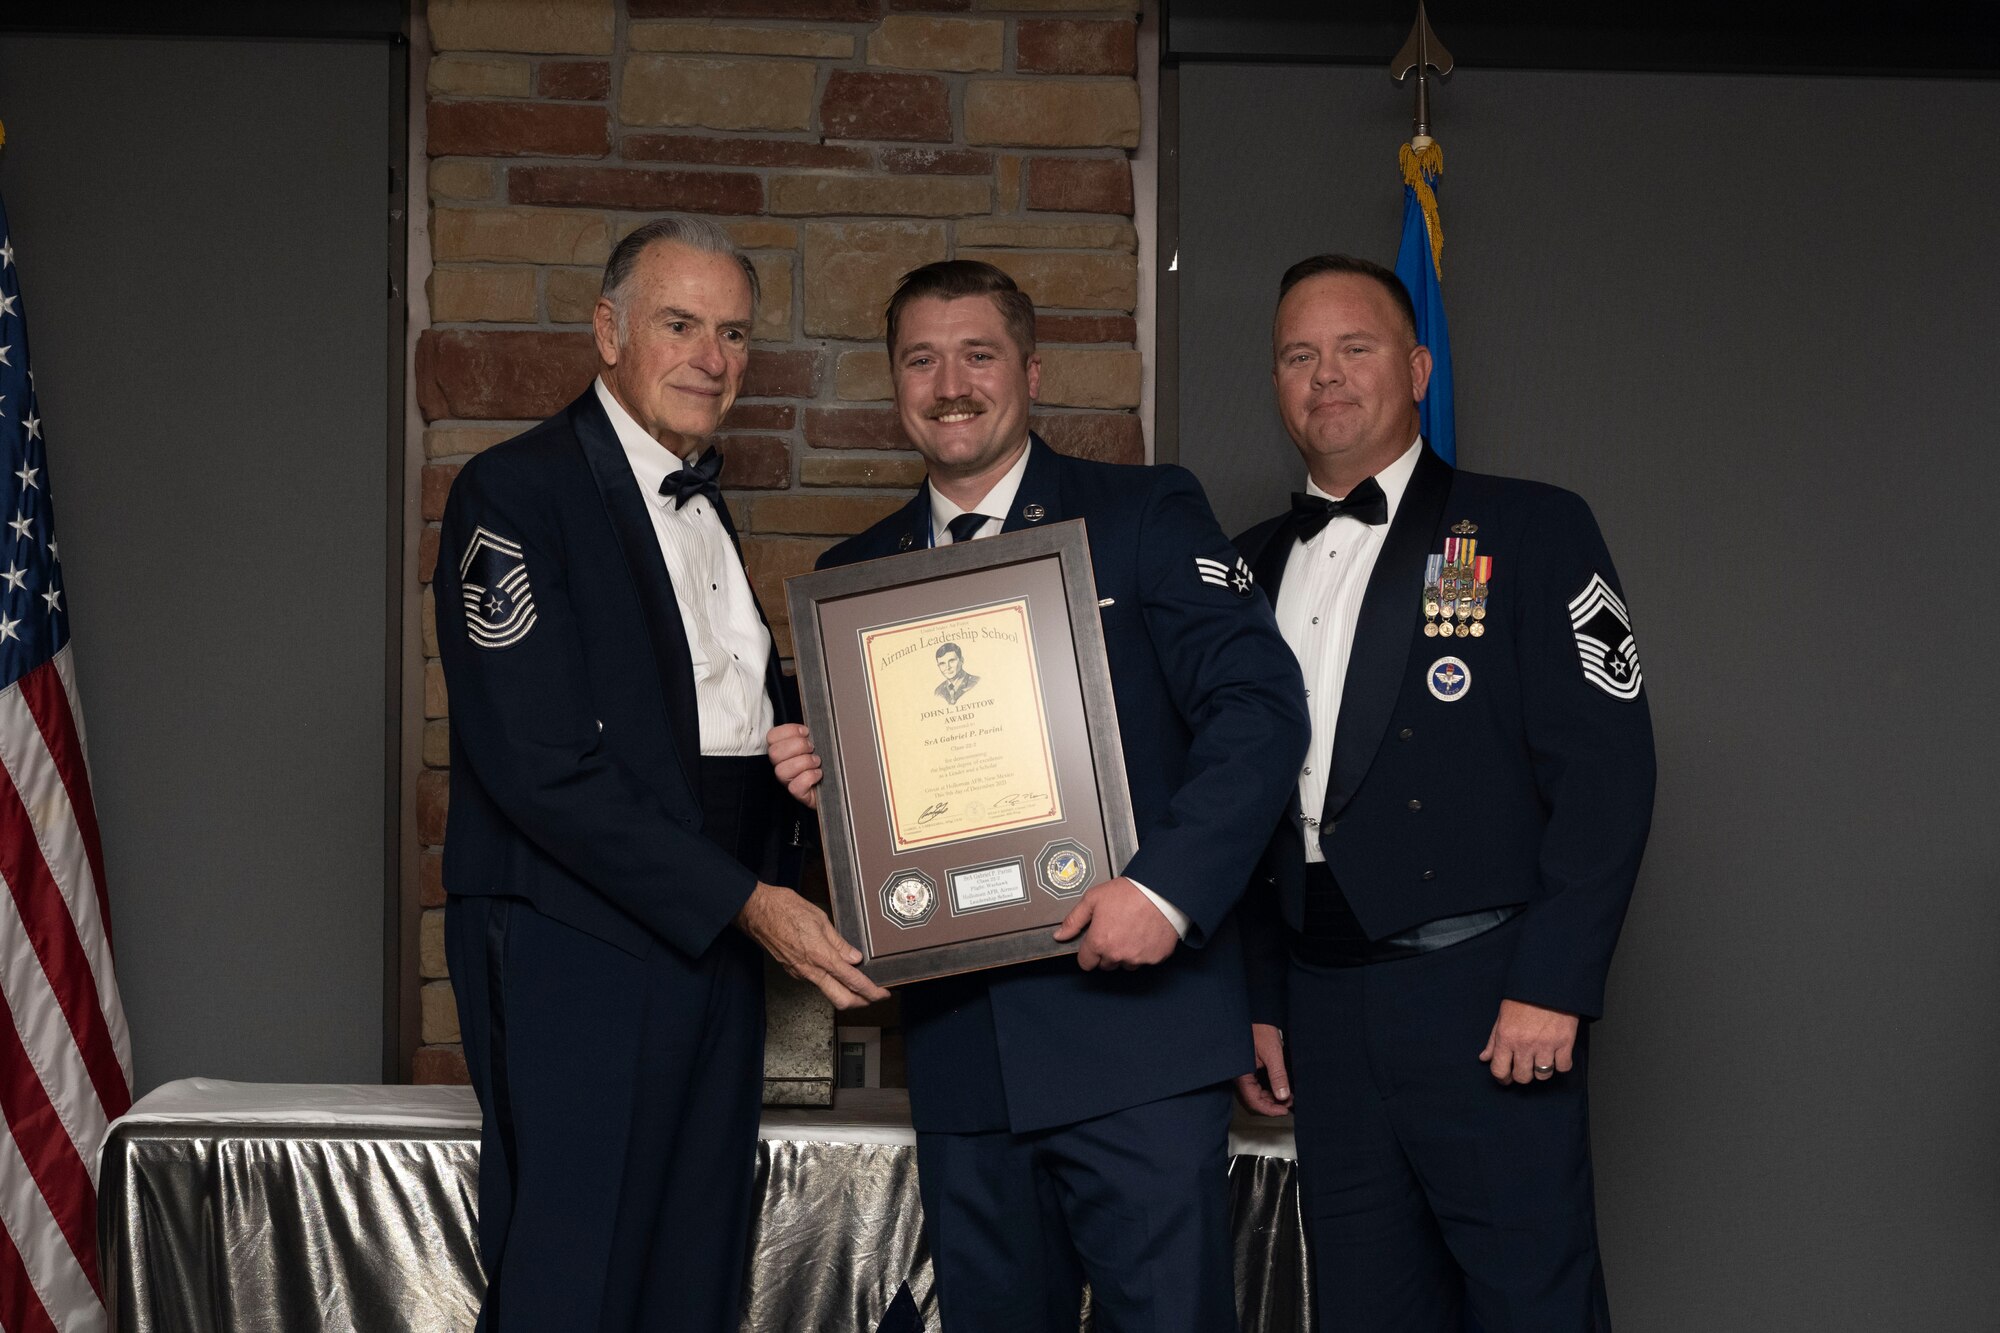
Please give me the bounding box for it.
[1399,138,1444,279]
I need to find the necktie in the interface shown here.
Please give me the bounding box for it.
[661,446,739,542]
[945,512,989,545]
[1289,476,1388,541]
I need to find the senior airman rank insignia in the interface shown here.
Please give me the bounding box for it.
[1196,554,1255,598]
[460,526,537,649]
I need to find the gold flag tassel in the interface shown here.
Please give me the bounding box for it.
[1399,137,1444,279]
[0,119,8,149]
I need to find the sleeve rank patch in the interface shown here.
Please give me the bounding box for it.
[1568,573,1642,699]
[460,526,537,650]
[1195,554,1255,598]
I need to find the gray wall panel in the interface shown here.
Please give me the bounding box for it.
[0,35,394,1091]
[1178,64,2000,1329]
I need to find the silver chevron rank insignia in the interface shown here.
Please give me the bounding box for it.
[460,526,537,650]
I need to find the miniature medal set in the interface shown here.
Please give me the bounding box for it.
[1423,521,1490,639]
[1421,521,1486,701]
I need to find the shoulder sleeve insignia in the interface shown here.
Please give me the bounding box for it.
[460,526,538,650]
[1568,573,1641,699]
[1195,554,1255,598]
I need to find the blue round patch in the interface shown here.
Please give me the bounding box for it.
[1427,655,1471,702]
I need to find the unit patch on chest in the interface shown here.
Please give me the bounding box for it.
[1426,655,1471,701]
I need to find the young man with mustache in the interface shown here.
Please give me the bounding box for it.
[768,260,1307,1332]
[1231,254,1655,1331]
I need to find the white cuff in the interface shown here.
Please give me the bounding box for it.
[1129,880,1190,940]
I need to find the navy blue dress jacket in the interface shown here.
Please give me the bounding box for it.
[819,437,1309,1133]
[1235,447,1656,1022]
[435,388,797,962]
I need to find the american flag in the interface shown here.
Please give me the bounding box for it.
[0,189,132,1331]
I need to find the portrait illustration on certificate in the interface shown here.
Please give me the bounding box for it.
[860,597,1064,853]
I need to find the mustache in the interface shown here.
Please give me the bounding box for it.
[926,398,985,420]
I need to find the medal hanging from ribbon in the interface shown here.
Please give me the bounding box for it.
[1469,554,1492,637]
[1432,536,1496,636]
[1423,553,1446,636]
[1439,537,1462,634]
[1449,538,1477,637]
[1425,538,1496,639]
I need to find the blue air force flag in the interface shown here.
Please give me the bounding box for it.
[1395,139,1457,466]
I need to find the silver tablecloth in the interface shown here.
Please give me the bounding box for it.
[100,1080,1306,1332]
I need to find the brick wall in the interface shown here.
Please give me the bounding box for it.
[411,0,1146,1083]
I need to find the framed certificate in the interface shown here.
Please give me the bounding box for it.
[787,521,1138,986]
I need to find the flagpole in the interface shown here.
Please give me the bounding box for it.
[1390,3,1459,464]
[1392,2,1453,150]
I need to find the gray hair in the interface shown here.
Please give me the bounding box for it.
[601,215,759,343]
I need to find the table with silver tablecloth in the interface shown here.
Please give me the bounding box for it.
[99,1079,1307,1331]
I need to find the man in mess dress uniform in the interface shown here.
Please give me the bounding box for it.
[435,216,888,1333]
[770,260,1307,1332]
[1232,254,1656,1331]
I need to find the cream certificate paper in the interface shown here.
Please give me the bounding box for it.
[860,598,1063,852]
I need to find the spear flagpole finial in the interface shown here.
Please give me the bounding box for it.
[1390,1,1454,149]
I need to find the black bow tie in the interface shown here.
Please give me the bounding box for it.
[661,446,724,511]
[1289,477,1388,540]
